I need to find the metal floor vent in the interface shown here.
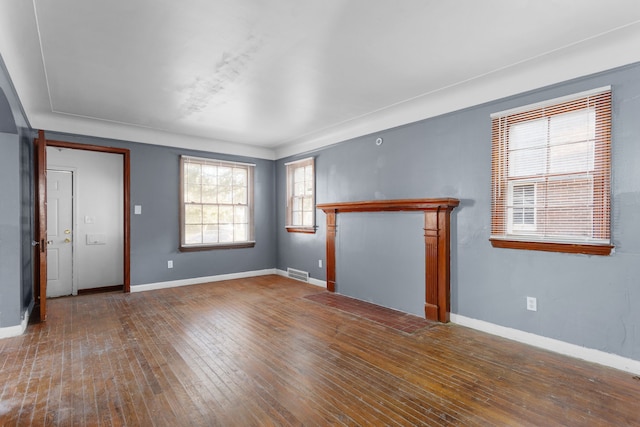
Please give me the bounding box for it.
[287,268,309,283]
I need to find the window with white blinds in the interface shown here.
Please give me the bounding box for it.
[180,156,255,250]
[490,87,613,255]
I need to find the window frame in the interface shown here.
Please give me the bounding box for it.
[285,157,316,234]
[490,87,613,255]
[179,155,255,251]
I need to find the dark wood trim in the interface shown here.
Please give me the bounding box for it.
[318,198,459,322]
[490,238,614,256]
[325,209,337,292]
[179,242,256,252]
[34,130,47,320]
[44,137,131,293]
[318,198,460,213]
[77,285,124,295]
[285,227,317,234]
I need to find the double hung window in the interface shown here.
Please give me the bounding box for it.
[180,156,255,250]
[285,157,315,233]
[490,87,612,255]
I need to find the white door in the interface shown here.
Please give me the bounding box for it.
[47,170,74,298]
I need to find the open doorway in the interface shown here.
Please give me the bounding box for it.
[34,132,130,320]
[47,147,125,296]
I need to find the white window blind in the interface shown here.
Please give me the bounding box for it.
[490,87,612,249]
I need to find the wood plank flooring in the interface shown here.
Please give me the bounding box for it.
[1,275,639,426]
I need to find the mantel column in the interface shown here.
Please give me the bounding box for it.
[424,208,453,322]
[325,209,337,292]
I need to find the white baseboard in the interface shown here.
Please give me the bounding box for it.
[450,313,640,376]
[131,268,278,293]
[0,300,34,339]
[275,268,327,288]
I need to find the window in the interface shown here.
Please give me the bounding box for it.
[285,157,315,233]
[180,156,255,250]
[490,87,612,255]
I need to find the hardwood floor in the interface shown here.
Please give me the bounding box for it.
[1,275,639,426]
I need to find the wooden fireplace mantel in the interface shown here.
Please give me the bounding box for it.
[317,198,460,323]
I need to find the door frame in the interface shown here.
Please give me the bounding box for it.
[34,131,131,320]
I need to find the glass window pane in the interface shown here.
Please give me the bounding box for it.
[234,206,248,223]
[294,167,304,183]
[185,205,202,224]
[233,168,247,187]
[219,224,234,243]
[185,163,201,184]
[303,196,313,211]
[219,205,234,223]
[304,165,313,182]
[218,166,232,186]
[234,223,247,241]
[202,205,218,224]
[294,182,304,196]
[184,225,202,244]
[233,186,247,205]
[292,197,301,211]
[186,184,201,203]
[303,212,313,226]
[202,185,217,203]
[292,211,302,226]
[202,224,219,243]
[218,186,232,204]
[201,165,217,185]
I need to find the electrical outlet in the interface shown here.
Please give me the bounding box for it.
[168,260,173,269]
[526,296,537,311]
[318,259,323,268]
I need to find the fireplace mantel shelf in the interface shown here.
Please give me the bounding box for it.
[317,198,460,323]
[317,198,460,213]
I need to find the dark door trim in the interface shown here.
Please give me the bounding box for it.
[35,134,131,310]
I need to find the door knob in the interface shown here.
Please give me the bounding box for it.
[47,240,53,245]
[64,229,71,234]
[64,238,71,243]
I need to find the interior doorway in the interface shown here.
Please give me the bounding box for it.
[34,131,131,321]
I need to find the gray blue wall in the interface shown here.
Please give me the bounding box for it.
[44,131,277,287]
[0,53,34,329]
[277,62,640,362]
[0,131,22,327]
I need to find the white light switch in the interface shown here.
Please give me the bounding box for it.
[134,205,142,215]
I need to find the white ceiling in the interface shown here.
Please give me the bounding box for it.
[1,1,640,159]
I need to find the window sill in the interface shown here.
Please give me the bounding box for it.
[490,238,613,256]
[286,227,316,234]
[179,241,256,252]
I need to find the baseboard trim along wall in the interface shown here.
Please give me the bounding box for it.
[131,268,278,293]
[450,313,640,376]
[0,300,34,339]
